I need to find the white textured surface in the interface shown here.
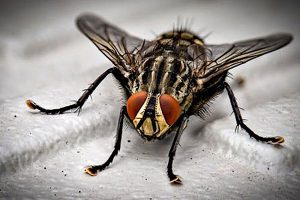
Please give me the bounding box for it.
[0,0,300,199]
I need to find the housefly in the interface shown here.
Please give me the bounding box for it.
[26,14,292,184]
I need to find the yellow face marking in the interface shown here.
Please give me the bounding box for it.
[132,93,171,138]
[133,94,150,128]
[155,96,171,137]
[143,118,154,136]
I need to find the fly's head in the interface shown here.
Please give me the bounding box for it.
[126,91,181,140]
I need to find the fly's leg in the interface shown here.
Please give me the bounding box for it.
[26,68,117,115]
[167,115,188,184]
[85,106,126,176]
[224,82,284,144]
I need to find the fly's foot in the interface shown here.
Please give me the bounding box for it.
[269,136,285,144]
[85,166,98,176]
[169,175,182,185]
[26,100,37,110]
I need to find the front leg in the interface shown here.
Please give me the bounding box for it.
[26,67,118,115]
[167,115,188,184]
[85,106,126,176]
[224,82,284,144]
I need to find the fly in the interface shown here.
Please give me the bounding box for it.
[26,14,292,184]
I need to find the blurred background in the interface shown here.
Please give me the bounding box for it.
[0,0,299,199]
[0,0,299,101]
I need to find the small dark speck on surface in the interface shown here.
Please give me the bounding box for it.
[44,167,46,170]
[77,151,80,153]
[235,76,245,87]
[127,140,131,143]
[62,170,64,173]
[79,190,81,193]
[267,167,270,170]
[14,115,17,118]
[66,141,68,144]
[190,157,193,160]
[64,174,67,176]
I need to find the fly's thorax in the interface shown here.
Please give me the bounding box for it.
[131,54,193,107]
[127,45,197,139]
[126,91,181,139]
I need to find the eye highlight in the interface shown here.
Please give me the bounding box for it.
[159,94,181,126]
[127,91,148,120]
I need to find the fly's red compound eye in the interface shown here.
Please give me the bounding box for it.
[127,91,148,120]
[159,94,181,126]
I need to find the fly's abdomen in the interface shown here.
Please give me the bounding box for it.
[157,30,205,47]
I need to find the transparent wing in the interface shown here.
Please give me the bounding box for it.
[76,13,148,72]
[194,33,292,79]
